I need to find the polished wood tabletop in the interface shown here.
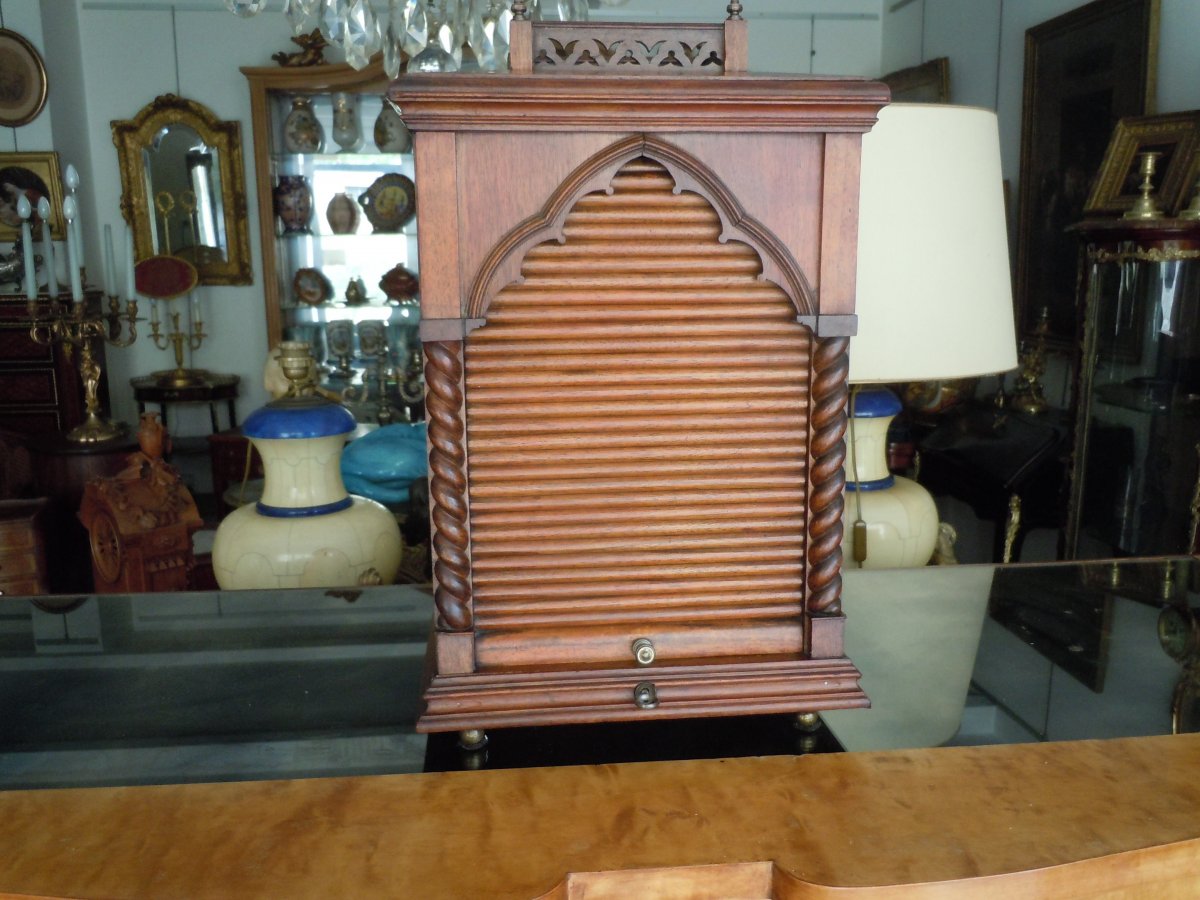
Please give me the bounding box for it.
[0,734,1197,898]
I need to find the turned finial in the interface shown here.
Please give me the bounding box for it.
[727,1,744,20]
[512,0,528,20]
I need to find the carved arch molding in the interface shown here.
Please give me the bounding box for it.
[467,135,817,320]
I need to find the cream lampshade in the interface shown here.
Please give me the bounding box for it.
[845,103,1018,568]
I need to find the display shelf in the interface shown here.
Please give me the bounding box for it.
[1066,218,1200,558]
[243,59,422,424]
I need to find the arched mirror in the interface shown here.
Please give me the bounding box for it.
[112,94,251,285]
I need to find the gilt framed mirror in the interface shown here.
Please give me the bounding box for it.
[112,94,252,285]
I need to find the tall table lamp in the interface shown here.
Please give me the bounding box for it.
[846,103,1018,568]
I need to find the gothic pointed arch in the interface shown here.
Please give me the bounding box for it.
[461,154,825,664]
[467,136,816,319]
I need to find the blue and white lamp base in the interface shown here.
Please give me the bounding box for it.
[841,387,939,569]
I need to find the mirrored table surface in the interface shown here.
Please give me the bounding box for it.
[1,557,1194,790]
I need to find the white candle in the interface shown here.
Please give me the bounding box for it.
[102,224,115,297]
[150,298,160,326]
[37,197,57,298]
[125,224,136,300]
[62,196,83,304]
[17,195,35,301]
[190,291,202,328]
[65,164,84,273]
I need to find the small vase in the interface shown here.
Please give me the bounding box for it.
[273,175,313,234]
[373,99,413,153]
[137,412,167,461]
[331,92,361,153]
[282,97,324,153]
[325,192,360,234]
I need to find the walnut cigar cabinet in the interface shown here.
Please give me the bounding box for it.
[396,6,889,739]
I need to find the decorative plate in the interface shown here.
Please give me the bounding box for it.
[292,266,333,306]
[358,173,416,233]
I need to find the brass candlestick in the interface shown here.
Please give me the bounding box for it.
[1011,307,1049,415]
[1124,151,1165,220]
[149,303,207,387]
[28,291,140,443]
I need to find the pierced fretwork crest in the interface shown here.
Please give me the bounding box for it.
[532,25,727,74]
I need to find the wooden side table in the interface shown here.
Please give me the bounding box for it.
[206,428,263,520]
[917,405,1070,563]
[131,373,240,436]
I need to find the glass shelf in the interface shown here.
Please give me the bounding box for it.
[244,61,422,425]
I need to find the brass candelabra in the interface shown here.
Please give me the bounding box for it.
[27,291,140,443]
[148,300,207,387]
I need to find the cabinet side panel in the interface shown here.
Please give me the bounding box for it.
[414,131,462,318]
[818,133,863,316]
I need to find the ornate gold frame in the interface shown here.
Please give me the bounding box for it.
[111,94,252,286]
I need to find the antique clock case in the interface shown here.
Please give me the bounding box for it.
[395,10,888,739]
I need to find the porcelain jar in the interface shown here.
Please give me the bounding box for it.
[273,175,313,234]
[211,343,402,590]
[325,191,360,234]
[282,97,324,153]
[373,99,413,153]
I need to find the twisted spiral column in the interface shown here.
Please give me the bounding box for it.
[425,340,473,631]
[806,334,849,615]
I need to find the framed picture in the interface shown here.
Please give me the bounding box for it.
[0,151,66,241]
[1085,112,1200,216]
[0,29,48,127]
[1013,0,1159,346]
[880,57,950,104]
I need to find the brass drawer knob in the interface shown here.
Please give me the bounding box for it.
[631,637,655,666]
[633,681,659,710]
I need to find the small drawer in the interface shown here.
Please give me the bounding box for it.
[0,550,40,577]
[0,524,36,552]
[0,576,47,596]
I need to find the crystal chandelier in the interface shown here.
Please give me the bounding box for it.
[225,0,594,76]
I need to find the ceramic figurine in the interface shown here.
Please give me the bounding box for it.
[282,97,324,153]
[373,99,413,153]
[273,175,313,234]
[344,276,369,306]
[380,264,420,302]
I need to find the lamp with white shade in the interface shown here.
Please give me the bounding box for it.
[844,103,1019,569]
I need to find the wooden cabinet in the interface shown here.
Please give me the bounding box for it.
[1066,219,1200,558]
[0,293,99,436]
[242,60,423,424]
[399,13,887,736]
[0,498,48,596]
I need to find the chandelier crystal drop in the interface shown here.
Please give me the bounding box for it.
[226,0,268,17]
[228,0,586,73]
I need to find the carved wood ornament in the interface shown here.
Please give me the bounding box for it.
[398,10,888,734]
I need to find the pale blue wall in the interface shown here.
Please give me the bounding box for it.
[8,0,1196,435]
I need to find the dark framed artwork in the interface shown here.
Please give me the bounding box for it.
[1084,112,1200,216]
[1014,0,1159,346]
[0,29,48,127]
[881,57,950,104]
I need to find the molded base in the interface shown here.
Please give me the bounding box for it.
[417,655,868,733]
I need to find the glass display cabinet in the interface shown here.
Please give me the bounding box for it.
[1066,218,1200,558]
[242,60,423,424]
